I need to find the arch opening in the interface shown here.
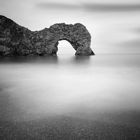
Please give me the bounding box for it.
[57,40,76,55]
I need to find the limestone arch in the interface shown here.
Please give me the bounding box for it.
[0,15,95,56]
[48,23,94,56]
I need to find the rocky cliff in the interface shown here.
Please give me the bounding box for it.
[0,15,94,56]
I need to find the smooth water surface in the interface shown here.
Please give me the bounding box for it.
[0,54,140,125]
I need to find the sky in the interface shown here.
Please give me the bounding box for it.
[0,0,140,30]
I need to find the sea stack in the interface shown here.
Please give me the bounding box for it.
[0,15,94,56]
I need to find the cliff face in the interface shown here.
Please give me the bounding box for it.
[0,15,94,56]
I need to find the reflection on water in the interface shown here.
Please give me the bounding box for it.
[0,56,58,64]
[0,54,140,126]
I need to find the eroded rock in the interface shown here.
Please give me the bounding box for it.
[0,15,94,56]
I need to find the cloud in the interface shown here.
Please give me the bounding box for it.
[37,2,80,10]
[36,2,140,12]
[84,3,140,12]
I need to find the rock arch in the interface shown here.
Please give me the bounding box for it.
[48,23,94,56]
[0,15,94,56]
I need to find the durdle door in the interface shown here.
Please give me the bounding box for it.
[0,15,94,56]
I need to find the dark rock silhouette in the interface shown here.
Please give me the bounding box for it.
[0,15,94,56]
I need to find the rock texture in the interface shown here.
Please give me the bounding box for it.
[0,15,94,56]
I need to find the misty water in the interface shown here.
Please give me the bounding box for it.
[0,11,140,129]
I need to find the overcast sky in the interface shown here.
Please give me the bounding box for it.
[0,0,140,29]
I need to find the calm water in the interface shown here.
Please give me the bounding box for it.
[0,54,140,125]
[0,12,140,128]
